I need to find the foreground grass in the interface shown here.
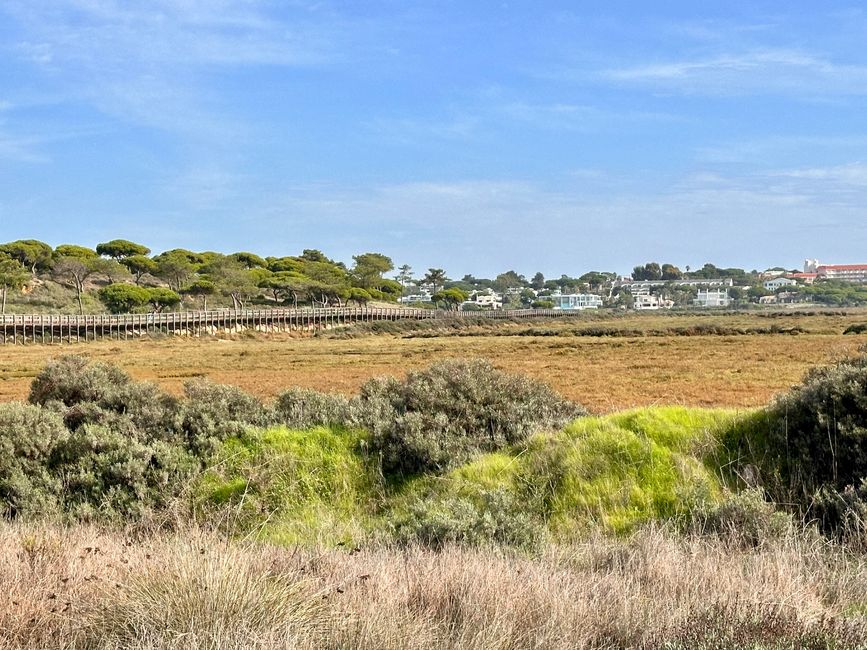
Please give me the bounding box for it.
[2,522,866,649]
[196,407,748,546]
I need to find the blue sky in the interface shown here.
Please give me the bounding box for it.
[1,1,866,278]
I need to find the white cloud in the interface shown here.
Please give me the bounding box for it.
[0,1,350,139]
[233,166,867,275]
[772,163,867,186]
[0,132,50,163]
[601,48,867,96]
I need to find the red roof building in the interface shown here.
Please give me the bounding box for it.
[816,264,867,282]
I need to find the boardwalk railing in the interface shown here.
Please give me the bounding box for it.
[0,307,572,344]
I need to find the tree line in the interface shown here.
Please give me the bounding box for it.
[0,239,415,315]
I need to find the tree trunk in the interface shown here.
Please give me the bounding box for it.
[75,282,84,315]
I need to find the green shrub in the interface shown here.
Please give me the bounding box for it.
[358,359,584,476]
[55,424,198,520]
[392,488,545,549]
[29,355,132,408]
[0,403,67,517]
[98,283,151,313]
[810,482,867,547]
[175,379,277,457]
[761,355,867,499]
[275,388,353,430]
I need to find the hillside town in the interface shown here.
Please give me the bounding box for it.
[398,260,867,311]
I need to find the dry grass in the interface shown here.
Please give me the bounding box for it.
[1,311,866,411]
[1,522,866,649]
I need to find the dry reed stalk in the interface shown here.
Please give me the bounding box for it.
[2,522,866,649]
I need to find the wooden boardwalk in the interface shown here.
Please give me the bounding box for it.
[0,307,570,344]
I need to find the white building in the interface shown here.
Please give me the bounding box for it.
[806,259,867,283]
[398,293,432,304]
[469,289,503,310]
[817,264,867,283]
[693,289,731,308]
[617,278,734,295]
[633,294,673,310]
[763,277,797,291]
[550,293,603,310]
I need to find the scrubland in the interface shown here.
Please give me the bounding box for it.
[3,314,867,648]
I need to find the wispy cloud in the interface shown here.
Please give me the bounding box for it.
[231,164,867,274]
[0,1,350,139]
[365,98,681,147]
[772,162,867,185]
[363,114,481,145]
[499,101,680,131]
[6,0,338,69]
[0,132,50,163]
[601,48,867,96]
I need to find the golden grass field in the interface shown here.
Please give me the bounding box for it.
[1,310,866,412]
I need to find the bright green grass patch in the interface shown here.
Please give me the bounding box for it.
[195,426,378,546]
[522,407,733,535]
[395,406,747,538]
[197,407,754,545]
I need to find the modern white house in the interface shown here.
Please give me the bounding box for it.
[468,289,503,310]
[763,277,798,291]
[693,288,731,308]
[549,293,603,310]
[633,294,673,310]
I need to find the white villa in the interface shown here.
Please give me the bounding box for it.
[693,289,731,308]
[763,277,798,291]
[468,289,503,310]
[633,294,673,310]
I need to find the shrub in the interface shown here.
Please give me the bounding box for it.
[0,403,68,517]
[275,388,353,430]
[392,488,545,549]
[98,283,151,314]
[29,355,180,443]
[195,426,374,545]
[358,359,584,476]
[810,482,867,548]
[761,355,867,499]
[55,424,198,520]
[175,379,277,457]
[29,355,132,408]
[516,408,726,535]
